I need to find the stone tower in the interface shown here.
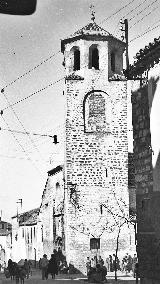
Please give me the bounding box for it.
[61,19,132,273]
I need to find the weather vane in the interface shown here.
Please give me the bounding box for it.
[90,4,95,22]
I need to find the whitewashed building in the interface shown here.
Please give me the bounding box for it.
[0,219,12,268]
[11,208,39,264]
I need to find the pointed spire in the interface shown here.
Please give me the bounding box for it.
[90,4,95,22]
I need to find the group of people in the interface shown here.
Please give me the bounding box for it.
[5,259,32,282]
[39,252,58,280]
[86,255,107,283]
[86,253,138,280]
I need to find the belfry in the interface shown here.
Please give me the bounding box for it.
[61,15,134,272]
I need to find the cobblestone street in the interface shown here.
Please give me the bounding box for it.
[0,270,140,284]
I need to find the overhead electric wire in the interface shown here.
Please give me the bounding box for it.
[2,77,64,111]
[2,92,46,163]
[0,127,58,138]
[128,0,159,22]
[129,3,159,29]
[0,153,43,162]
[1,115,44,177]
[2,50,60,90]
[124,0,148,19]
[129,21,160,43]
[100,0,138,24]
[113,0,148,36]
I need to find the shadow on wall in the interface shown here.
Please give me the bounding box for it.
[153,150,160,191]
[149,76,160,189]
[148,76,159,111]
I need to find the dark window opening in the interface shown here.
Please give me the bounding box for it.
[34,227,36,238]
[31,227,32,243]
[90,238,100,250]
[111,52,115,72]
[89,46,99,70]
[106,169,108,177]
[100,205,103,215]
[22,228,24,238]
[74,49,80,71]
[56,182,60,190]
[41,226,43,242]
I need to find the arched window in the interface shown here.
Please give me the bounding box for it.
[73,48,80,71]
[89,45,99,70]
[111,52,116,72]
[84,91,107,133]
[56,182,60,190]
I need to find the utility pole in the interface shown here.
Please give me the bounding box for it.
[120,18,129,77]
[16,198,23,220]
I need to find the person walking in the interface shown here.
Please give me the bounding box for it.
[23,259,30,279]
[40,254,49,280]
[47,253,58,279]
[86,257,91,276]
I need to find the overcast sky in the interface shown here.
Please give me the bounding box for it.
[0,0,160,221]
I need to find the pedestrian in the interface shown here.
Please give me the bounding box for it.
[86,257,91,276]
[40,254,49,280]
[23,259,30,279]
[106,256,110,272]
[132,254,137,277]
[93,255,97,268]
[135,262,139,284]
[109,255,113,272]
[47,253,58,279]
[98,256,104,267]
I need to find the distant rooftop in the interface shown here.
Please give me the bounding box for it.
[0,220,12,236]
[12,208,39,226]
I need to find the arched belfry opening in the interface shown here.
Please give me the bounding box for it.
[71,46,80,71]
[89,45,99,70]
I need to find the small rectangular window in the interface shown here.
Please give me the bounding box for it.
[90,238,100,250]
[106,169,108,177]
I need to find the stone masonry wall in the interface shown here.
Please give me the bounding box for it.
[132,81,160,283]
[64,72,131,273]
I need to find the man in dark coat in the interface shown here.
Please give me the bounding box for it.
[47,253,58,279]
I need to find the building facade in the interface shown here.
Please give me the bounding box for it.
[130,37,160,284]
[37,165,64,260]
[0,219,12,269]
[61,19,135,273]
[11,208,39,263]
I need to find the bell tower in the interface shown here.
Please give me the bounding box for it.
[61,17,131,273]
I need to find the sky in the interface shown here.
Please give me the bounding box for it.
[0,0,160,221]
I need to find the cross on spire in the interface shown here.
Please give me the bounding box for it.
[90,4,95,22]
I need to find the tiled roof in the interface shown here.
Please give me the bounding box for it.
[70,22,111,38]
[48,165,63,176]
[61,21,125,52]
[129,36,160,76]
[12,208,39,226]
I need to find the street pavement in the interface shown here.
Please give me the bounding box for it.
[0,269,140,284]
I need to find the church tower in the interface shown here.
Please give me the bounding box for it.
[61,16,131,273]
